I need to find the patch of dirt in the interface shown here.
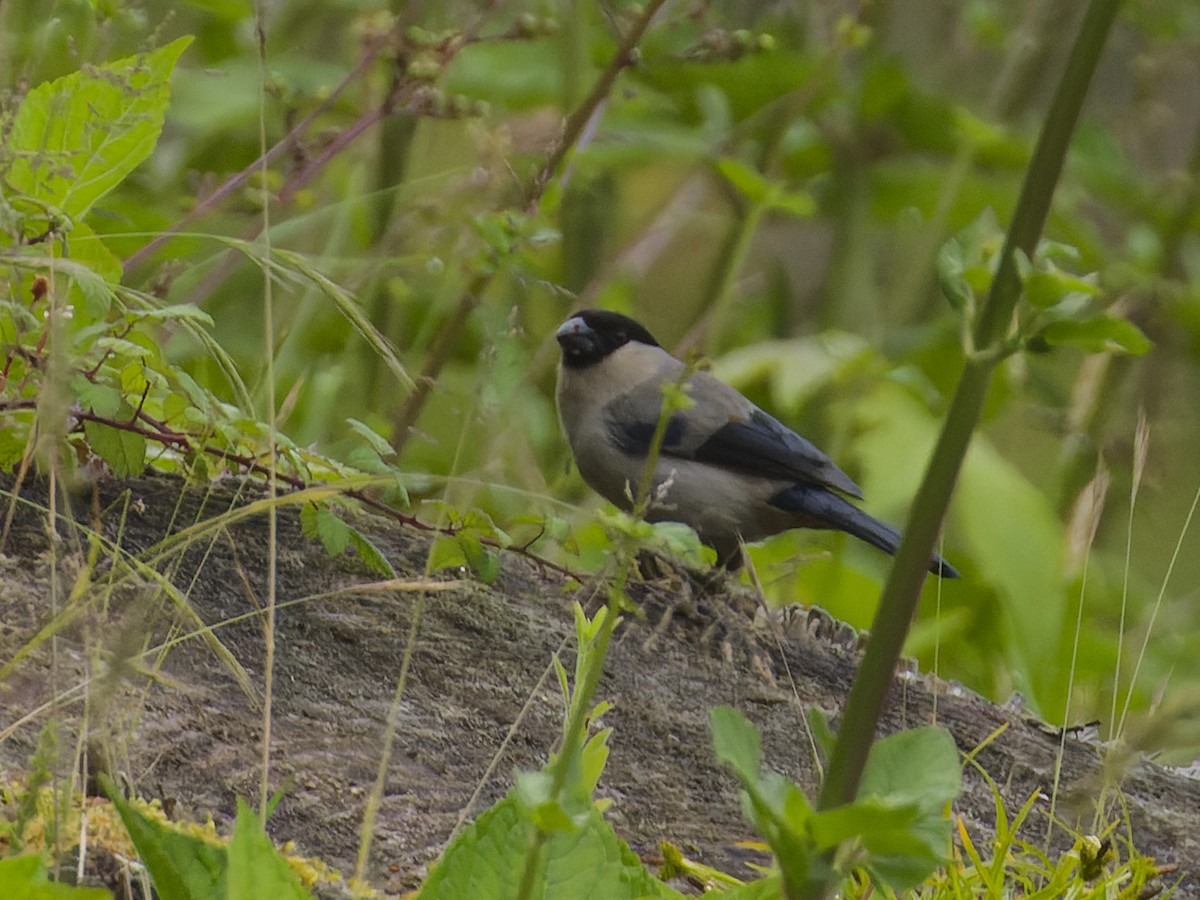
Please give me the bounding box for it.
[0,474,1197,896]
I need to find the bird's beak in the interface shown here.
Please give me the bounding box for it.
[556,315,597,359]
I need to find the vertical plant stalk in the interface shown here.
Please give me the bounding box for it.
[254,8,280,821]
[514,373,683,900]
[815,0,1121,824]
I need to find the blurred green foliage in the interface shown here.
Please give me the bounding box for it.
[3,0,1200,749]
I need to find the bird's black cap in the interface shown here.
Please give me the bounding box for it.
[555,309,660,368]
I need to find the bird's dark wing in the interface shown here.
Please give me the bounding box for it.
[605,371,863,498]
[689,407,863,498]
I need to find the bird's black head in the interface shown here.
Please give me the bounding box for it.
[555,309,660,369]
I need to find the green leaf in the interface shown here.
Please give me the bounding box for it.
[765,188,816,218]
[227,799,313,900]
[102,774,227,900]
[300,503,350,556]
[346,417,396,457]
[429,535,470,574]
[416,794,681,900]
[715,157,772,204]
[84,419,146,477]
[347,527,397,579]
[127,304,216,326]
[515,770,578,833]
[859,726,961,811]
[459,531,500,584]
[74,378,123,416]
[1023,268,1098,309]
[936,238,972,311]
[0,855,111,899]
[806,706,836,762]
[6,37,193,221]
[807,797,919,851]
[710,706,762,785]
[1040,316,1151,355]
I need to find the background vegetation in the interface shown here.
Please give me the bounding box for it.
[3,0,1199,781]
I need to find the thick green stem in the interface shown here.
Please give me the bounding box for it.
[815,0,1120,822]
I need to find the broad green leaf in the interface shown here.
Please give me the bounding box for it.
[716,875,784,899]
[74,378,123,416]
[807,797,919,851]
[1040,316,1151,355]
[459,532,500,584]
[710,706,762,784]
[515,770,578,833]
[102,775,227,900]
[859,726,961,811]
[84,419,147,477]
[227,799,313,900]
[847,383,1067,711]
[6,37,192,221]
[416,794,680,900]
[429,535,468,573]
[0,855,110,899]
[712,333,871,415]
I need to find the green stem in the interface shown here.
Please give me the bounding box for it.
[815,0,1120,821]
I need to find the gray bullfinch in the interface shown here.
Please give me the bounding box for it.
[554,308,958,578]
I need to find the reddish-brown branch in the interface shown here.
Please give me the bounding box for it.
[0,398,579,577]
[122,34,394,277]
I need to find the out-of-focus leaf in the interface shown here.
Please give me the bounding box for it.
[847,383,1068,713]
[1040,316,1151,355]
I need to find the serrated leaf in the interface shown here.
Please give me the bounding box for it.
[429,535,467,573]
[306,505,350,556]
[227,799,313,900]
[7,37,192,221]
[84,419,146,477]
[1040,316,1151,355]
[459,532,500,584]
[94,336,154,359]
[346,527,396,579]
[74,378,123,416]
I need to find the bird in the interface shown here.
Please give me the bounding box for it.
[554,308,958,578]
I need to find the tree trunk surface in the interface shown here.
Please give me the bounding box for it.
[0,474,1196,896]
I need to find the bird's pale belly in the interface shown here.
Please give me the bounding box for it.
[572,439,798,548]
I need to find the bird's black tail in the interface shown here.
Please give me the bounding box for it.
[770,485,958,579]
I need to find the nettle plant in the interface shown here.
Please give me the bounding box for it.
[0,38,418,577]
